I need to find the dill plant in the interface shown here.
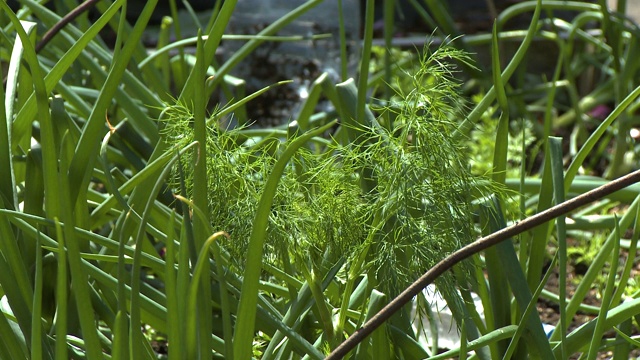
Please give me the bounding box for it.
[160,40,488,345]
[160,104,368,272]
[343,42,481,301]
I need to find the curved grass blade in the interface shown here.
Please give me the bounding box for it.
[185,232,230,359]
[0,20,38,211]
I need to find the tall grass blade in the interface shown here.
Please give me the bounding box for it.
[57,133,103,359]
[564,84,640,186]
[30,232,45,360]
[549,136,567,359]
[186,232,230,359]
[191,30,214,360]
[53,220,68,360]
[586,218,621,360]
[526,146,555,292]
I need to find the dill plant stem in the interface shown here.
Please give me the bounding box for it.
[326,168,640,360]
[334,208,386,341]
[299,258,335,344]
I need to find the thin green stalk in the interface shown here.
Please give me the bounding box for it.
[429,326,520,360]
[610,207,640,306]
[53,220,68,360]
[57,133,103,359]
[565,83,640,187]
[297,259,335,345]
[502,254,558,360]
[586,218,621,360]
[549,136,568,359]
[383,0,394,112]
[191,31,214,360]
[358,0,375,127]
[551,196,640,341]
[186,232,230,359]
[337,0,348,81]
[31,233,44,360]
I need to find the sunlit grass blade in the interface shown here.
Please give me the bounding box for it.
[479,202,511,357]
[564,84,640,186]
[428,326,519,360]
[491,20,510,184]
[294,73,328,132]
[125,148,198,359]
[526,146,555,292]
[185,231,230,359]
[612,322,637,357]
[163,210,186,360]
[358,0,375,127]
[191,31,215,359]
[482,23,511,358]
[610,206,640,307]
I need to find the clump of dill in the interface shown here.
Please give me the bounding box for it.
[160,40,485,307]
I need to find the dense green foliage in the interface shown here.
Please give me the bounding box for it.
[3,0,640,359]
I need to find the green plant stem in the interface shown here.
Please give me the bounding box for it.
[232,120,336,360]
[298,259,335,345]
